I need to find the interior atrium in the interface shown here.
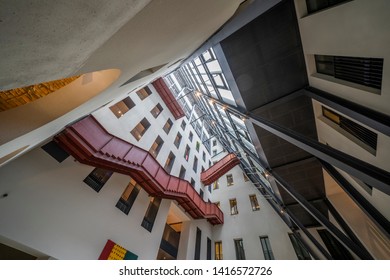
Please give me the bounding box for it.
[0,0,389,260]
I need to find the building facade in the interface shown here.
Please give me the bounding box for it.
[0,0,389,260]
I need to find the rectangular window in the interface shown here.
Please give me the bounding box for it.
[150,103,163,118]
[194,227,202,260]
[137,86,152,100]
[243,172,250,182]
[207,238,212,260]
[196,141,200,152]
[315,54,384,90]
[181,120,187,130]
[212,140,217,146]
[288,233,311,260]
[141,197,162,232]
[193,156,198,172]
[164,152,175,173]
[212,150,217,156]
[179,166,186,179]
[234,239,246,260]
[249,194,260,211]
[116,178,141,215]
[189,132,193,142]
[174,132,182,148]
[322,106,378,151]
[149,136,164,158]
[190,178,195,188]
[131,118,151,141]
[215,241,223,260]
[306,0,350,14]
[213,180,219,190]
[83,168,113,192]
[184,145,190,161]
[229,198,238,215]
[200,189,204,199]
[226,174,234,186]
[109,97,135,118]
[41,140,69,163]
[202,151,206,161]
[163,118,173,134]
[260,236,274,260]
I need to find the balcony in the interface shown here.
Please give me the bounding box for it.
[200,153,240,185]
[152,78,185,120]
[55,115,223,225]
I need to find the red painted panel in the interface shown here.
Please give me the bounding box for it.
[142,155,160,177]
[98,239,115,260]
[155,168,170,190]
[72,117,113,151]
[124,146,147,165]
[167,177,179,192]
[200,153,240,185]
[152,78,185,120]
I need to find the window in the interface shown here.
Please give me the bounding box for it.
[213,180,219,190]
[201,166,205,173]
[243,172,250,182]
[149,136,164,158]
[83,168,113,192]
[174,132,182,148]
[249,194,260,211]
[315,55,383,90]
[215,201,220,208]
[207,238,212,260]
[260,236,274,260]
[184,145,190,161]
[150,103,163,118]
[288,233,311,260]
[137,86,152,100]
[164,152,176,173]
[322,106,378,152]
[196,141,200,152]
[163,118,173,134]
[212,140,217,146]
[202,151,206,161]
[229,198,238,215]
[193,156,198,172]
[190,178,195,188]
[306,0,350,14]
[215,241,223,260]
[209,160,211,167]
[200,189,204,199]
[194,227,202,260]
[109,97,135,118]
[226,174,233,186]
[179,166,186,179]
[41,140,69,163]
[131,118,151,141]
[234,239,246,260]
[189,132,193,142]
[141,197,161,232]
[116,178,141,215]
[212,150,217,156]
[317,229,353,259]
[181,120,186,130]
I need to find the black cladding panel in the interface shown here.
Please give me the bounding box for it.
[220,0,308,111]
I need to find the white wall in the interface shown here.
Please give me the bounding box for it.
[0,147,173,259]
[295,0,390,115]
[209,151,297,260]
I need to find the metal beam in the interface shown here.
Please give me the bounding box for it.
[324,198,374,259]
[321,160,390,238]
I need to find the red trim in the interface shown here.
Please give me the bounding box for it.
[152,78,185,120]
[55,116,223,225]
[200,153,240,185]
[98,239,115,260]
